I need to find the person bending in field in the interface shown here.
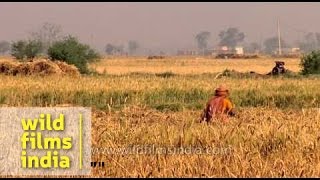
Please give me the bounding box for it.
[200,85,236,123]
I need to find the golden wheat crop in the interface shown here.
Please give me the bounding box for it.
[91,106,320,177]
[90,56,301,75]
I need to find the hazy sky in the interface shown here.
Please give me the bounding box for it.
[1,2,320,54]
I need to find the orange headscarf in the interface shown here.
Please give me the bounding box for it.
[214,85,229,97]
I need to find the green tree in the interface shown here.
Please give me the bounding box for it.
[48,35,101,74]
[219,27,245,48]
[195,31,211,54]
[24,40,43,59]
[11,40,42,60]
[300,50,320,75]
[11,40,27,60]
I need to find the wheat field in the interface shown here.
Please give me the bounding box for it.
[91,56,301,75]
[1,56,320,177]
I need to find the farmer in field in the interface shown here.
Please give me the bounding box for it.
[200,85,236,123]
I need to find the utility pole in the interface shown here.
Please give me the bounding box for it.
[277,19,282,55]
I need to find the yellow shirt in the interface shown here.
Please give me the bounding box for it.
[222,98,233,114]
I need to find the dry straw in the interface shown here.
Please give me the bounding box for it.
[0,59,80,77]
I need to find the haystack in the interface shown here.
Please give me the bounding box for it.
[0,59,80,76]
[0,60,19,75]
[54,60,80,77]
[16,60,63,76]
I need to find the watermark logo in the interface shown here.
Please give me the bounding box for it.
[0,107,91,176]
[91,144,233,156]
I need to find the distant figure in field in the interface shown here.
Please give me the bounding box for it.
[200,85,236,123]
[272,61,286,75]
[266,61,286,75]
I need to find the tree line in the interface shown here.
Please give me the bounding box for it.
[1,22,320,74]
[2,26,319,57]
[194,27,320,55]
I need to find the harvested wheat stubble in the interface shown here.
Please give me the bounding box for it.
[0,59,80,77]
